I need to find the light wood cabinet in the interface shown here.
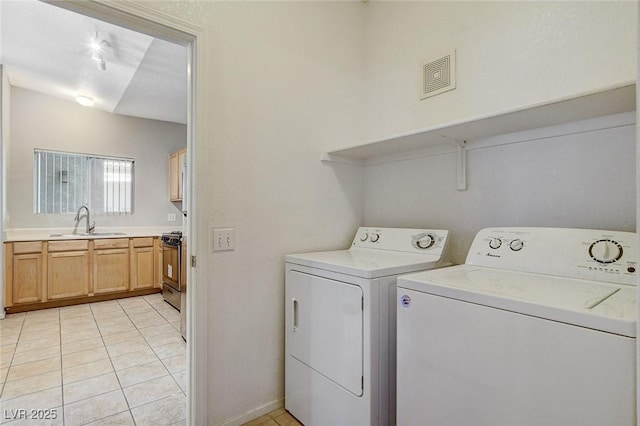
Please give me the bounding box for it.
[130,238,155,290]
[169,148,186,202]
[48,251,89,300]
[93,248,129,294]
[4,236,162,311]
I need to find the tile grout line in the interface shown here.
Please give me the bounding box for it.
[89,300,136,426]
[59,308,65,426]
[0,314,25,399]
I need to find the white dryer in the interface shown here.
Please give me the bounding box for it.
[285,227,450,426]
[396,227,637,426]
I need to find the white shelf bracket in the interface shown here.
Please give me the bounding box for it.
[441,136,467,191]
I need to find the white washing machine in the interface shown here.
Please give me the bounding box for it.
[285,227,450,426]
[396,227,637,426]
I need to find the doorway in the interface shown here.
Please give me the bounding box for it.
[0,0,202,423]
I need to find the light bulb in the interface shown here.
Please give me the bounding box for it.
[76,96,94,107]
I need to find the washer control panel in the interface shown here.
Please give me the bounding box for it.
[352,227,449,256]
[467,227,637,285]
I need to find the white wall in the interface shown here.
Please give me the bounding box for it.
[1,65,11,318]
[361,1,637,144]
[8,87,186,229]
[206,3,364,423]
[364,113,636,264]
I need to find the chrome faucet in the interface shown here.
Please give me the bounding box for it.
[74,205,95,235]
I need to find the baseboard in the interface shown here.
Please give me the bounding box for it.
[220,398,284,426]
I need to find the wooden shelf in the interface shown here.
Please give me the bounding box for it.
[323,83,636,166]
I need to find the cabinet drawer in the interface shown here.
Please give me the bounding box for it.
[93,238,129,249]
[132,237,154,248]
[48,240,89,252]
[13,241,43,254]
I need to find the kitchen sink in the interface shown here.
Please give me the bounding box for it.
[49,232,127,238]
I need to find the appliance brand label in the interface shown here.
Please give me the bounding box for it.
[400,295,412,308]
[486,253,501,258]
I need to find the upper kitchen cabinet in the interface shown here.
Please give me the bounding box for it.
[169,148,186,202]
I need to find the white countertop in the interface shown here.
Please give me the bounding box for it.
[4,226,182,242]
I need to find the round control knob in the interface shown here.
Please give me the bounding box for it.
[359,233,369,242]
[416,234,435,249]
[370,233,380,243]
[589,239,623,264]
[509,239,524,251]
[489,238,502,249]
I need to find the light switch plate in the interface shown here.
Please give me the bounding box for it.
[168,213,177,222]
[213,228,235,251]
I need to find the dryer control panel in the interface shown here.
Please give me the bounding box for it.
[466,227,637,286]
[352,227,449,257]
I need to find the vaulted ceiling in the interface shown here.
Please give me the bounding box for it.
[1,0,187,124]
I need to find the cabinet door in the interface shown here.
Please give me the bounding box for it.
[94,249,129,294]
[178,149,186,201]
[131,247,155,290]
[169,152,180,201]
[48,251,89,299]
[12,253,43,304]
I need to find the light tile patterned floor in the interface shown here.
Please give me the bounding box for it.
[242,408,302,426]
[0,294,186,425]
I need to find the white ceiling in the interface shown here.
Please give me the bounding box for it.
[0,0,187,124]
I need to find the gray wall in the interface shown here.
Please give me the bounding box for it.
[8,87,186,229]
[364,113,636,264]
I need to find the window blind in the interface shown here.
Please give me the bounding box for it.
[34,149,134,215]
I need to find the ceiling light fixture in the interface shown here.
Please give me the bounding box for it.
[89,31,111,72]
[76,96,94,107]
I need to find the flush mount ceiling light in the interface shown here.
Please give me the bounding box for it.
[89,31,111,72]
[76,96,94,107]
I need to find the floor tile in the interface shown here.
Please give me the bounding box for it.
[11,347,60,366]
[59,305,92,319]
[130,394,186,425]
[139,323,176,338]
[98,323,137,337]
[118,298,149,308]
[61,337,104,355]
[152,341,185,360]
[172,369,187,393]
[60,329,101,344]
[0,333,19,347]
[6,357,61,381]
[157,308,180,323]
[101,330,143,346]
[144,331,184,348]
[63,372,120,404]
[115,360,169,388]
[62,359,113,385]
[1,370,61,400]
[84,410,135,425]
[21,321,59,333]
[0,387,62,416]
[60,321,98,336]
[0,367,8,385]
[15,336,60,354]
[161,354,186,373]
[105,339,151,358]
[17,328,60,343]
[64,389,128,426]
[62,346,109,369]
[273,412,303,426]
[60,314,94,326]
[122,375,181,408]
[110,348,158,371]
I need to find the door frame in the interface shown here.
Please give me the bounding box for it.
[41,1,209,423]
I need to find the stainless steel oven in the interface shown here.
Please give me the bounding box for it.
[161,231,182,311]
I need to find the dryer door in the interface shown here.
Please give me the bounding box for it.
[287,271,363,396]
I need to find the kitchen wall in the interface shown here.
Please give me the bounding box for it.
[1,65,11,317]
[360,1,637,144]
[7,87,186,229]
[364,112,636,264]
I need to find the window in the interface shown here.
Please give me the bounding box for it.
[34,149,134,215]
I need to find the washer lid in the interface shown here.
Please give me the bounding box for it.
[398,265,636,337]
[285,248,443,279]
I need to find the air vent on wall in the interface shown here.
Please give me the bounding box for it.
[421,50,456,100]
